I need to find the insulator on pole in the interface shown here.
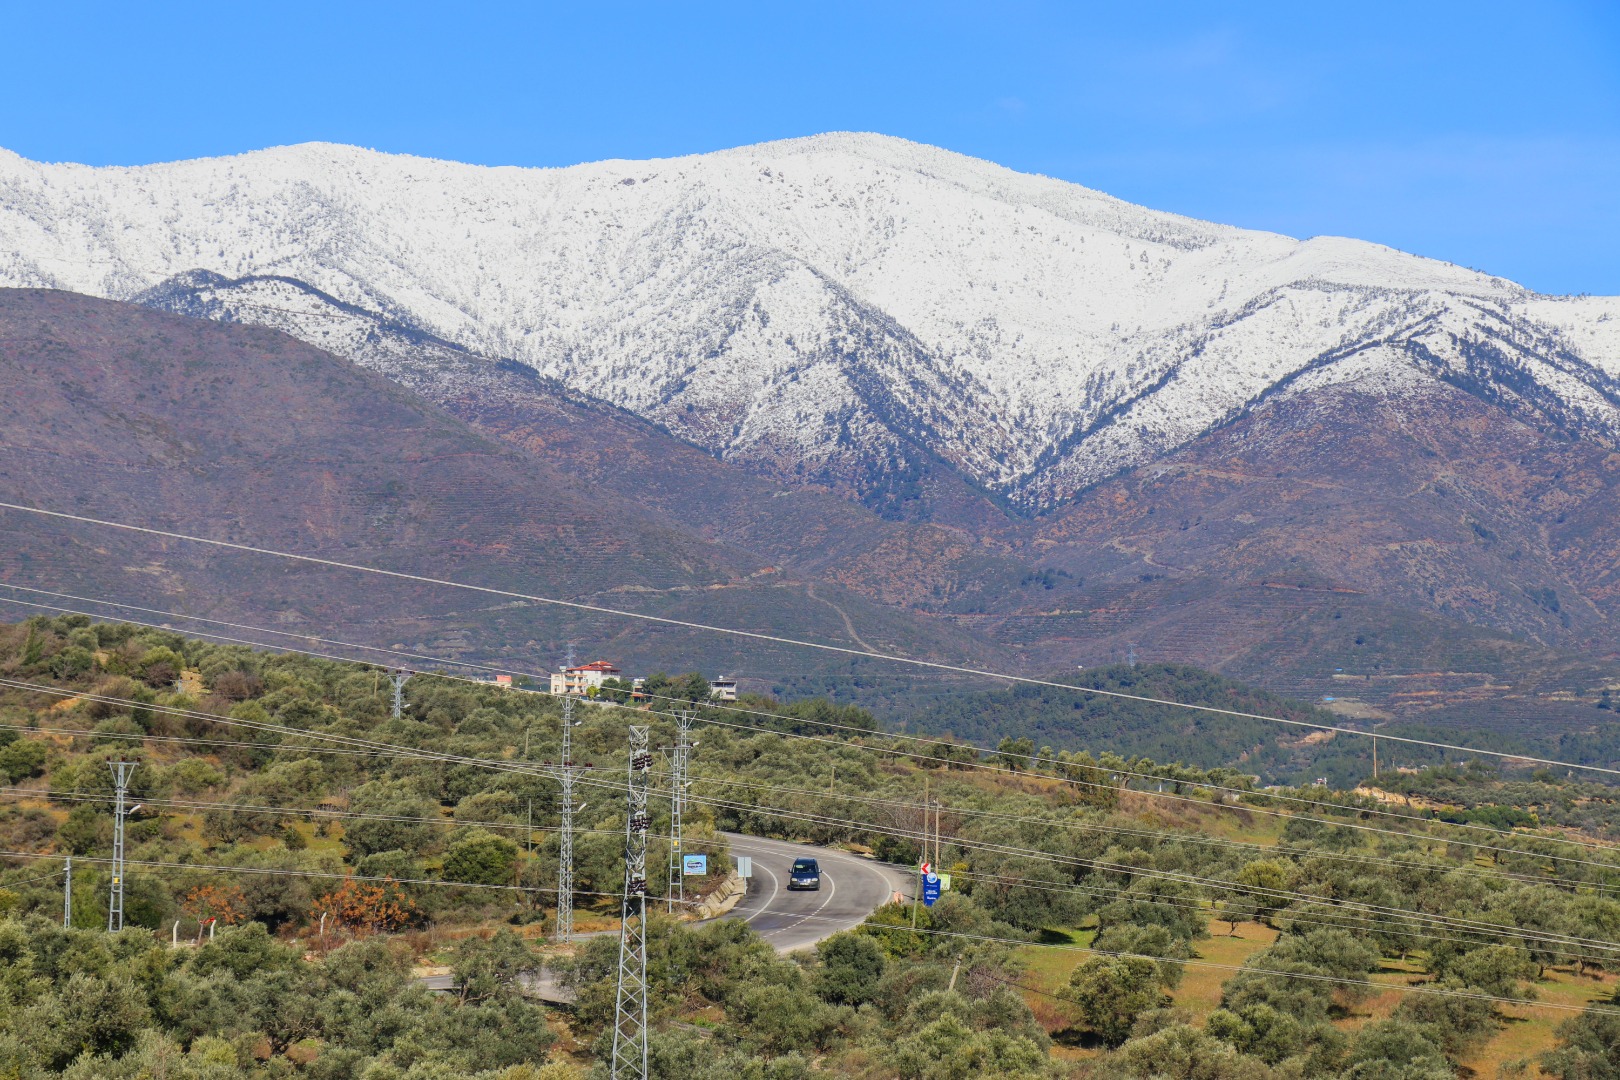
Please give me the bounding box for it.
[107,761,136,932]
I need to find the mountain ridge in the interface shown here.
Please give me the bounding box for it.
[6,132,1616,514]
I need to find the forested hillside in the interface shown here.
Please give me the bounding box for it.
[901,662,1620,789]
[0,614,1618,1078]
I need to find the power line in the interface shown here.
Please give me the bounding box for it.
[3,502,1615,778]
[882,862,1614,962]
[8,583,1612,869]
[10,667,1620,954]
[0,846,630,902]
[0,676,553,782]
[663,789,1620,958]
[5,645,1616,954]
[0,583,520,676]
[5,839,1608,1020]
[0,720,423,760]
[6,587,1613,882]
[781,907,1620,1018]
[670,709,1620,874]
[682,769,1614,892]
[12,748,1620,965]
[8,585,1613,864]
[635,686,1620,854]
[12,651,1615,894]
[0,784,671,845]
[12,836,1614,1020]
[0,868,68,889]
[15,750,1599,961]
[14,760,1608,963]
[9,665,1620,965]
[5,609,1616,975]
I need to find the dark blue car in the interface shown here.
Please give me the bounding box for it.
[788,857,821,890]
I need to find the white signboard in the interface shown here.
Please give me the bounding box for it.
[735,856,753,878]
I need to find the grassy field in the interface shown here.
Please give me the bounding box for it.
[1460,967,1616,1078]
[1011,913,1609,1076]
[1172,922,1278,1017]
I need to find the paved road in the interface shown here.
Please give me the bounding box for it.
[419,834,909,999]
[418,970,569,999]
[719,832,911,953]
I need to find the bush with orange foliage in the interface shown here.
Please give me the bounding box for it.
[313,877,414,934]
[181,883,248,927]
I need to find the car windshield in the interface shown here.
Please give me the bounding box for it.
[792,859,818,873]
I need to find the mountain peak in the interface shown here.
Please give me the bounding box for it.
[0,136,1614,510]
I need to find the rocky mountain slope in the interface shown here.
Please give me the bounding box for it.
[0,289,994,676]
[4,134,1617,516]
[7,138,1620,740]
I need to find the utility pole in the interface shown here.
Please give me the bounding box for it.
[932,797,942,871]
[667,711,693,913]
[388,668,411,720]
[1372,733,1379,779]
[913,773,928,929]
[611,725,652,1080]
[62,856,72,929]
[108,761,136,932]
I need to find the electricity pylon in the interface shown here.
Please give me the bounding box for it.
[550,675,590,942]
[611,725,651,1080]
[62,856,72,928]
[108,761,136,931]
[388,669,411,719]
[666,710,693,913]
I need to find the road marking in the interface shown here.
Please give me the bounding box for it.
[803,868,838,924]
[743,856,780,924]
[718,835,909,949]
[764,869,840,942]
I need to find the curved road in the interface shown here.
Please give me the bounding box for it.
[419,834,910,998]
[719,832,912,953]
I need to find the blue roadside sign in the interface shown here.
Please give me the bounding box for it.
[682,854,707,876]
[922,871,941,907]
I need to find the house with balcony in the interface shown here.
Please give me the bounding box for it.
[550,660,621,696]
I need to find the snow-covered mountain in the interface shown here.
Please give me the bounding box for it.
[4,133,1618,510]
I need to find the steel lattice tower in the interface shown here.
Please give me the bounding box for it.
[388,669,411,719]
[666,711,693,913]
[552,685,590,942]
[107,761,136,931]
[611,725,652,1080]
[62,856,72,928]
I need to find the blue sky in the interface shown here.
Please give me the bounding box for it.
[4,1,1616,294]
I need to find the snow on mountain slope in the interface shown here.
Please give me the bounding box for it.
[2,133,1616,510]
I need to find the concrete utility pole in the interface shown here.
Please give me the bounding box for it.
[62,856,71,929]
[932,798,943,871]
[107,761,137,931]
[667,711,693,913]
[611,726,652,1080]
[913,773,928,929]
[388,668,412,720]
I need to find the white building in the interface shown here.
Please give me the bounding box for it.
[710,677,738,702]
[550,660,620,696]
